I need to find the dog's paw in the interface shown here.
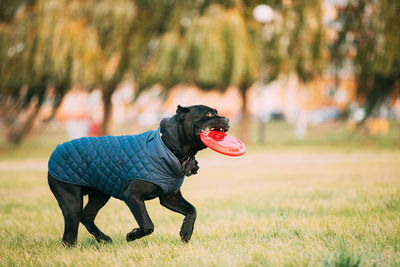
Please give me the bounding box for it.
[190,164,199,175]
[95,234,112,243]
[184,158,199,176]
[179,224,193,243]
[126,228,141,242]
[182,157,200,176]
[62,240,77,248]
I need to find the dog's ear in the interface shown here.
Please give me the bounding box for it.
[176,105,189,120]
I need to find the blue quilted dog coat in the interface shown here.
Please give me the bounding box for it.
[48,128,184,200]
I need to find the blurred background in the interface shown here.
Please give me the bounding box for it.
[1,2,400,265]
[0,0,399,150]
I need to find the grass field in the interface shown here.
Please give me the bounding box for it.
[0,122,399,266]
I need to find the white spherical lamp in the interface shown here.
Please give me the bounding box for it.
[253,4,274,23]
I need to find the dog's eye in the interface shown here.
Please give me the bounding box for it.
[206,112,214,118]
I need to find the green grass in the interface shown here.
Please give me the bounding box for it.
[1,149,400,266]
[0,122,399,266]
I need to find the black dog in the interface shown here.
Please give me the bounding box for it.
[48,105,229,246]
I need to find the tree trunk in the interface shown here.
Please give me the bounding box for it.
[100,88,113,136]
[239,84,250,144]
[98,15,137,136]
[6,103,41,145]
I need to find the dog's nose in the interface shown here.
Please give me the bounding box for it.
[224,117,230,129]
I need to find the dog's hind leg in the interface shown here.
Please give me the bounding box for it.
[123,180,163,242]
[80,189,112,243]
[48,173,83,246]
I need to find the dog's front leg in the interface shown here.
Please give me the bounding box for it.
[159,190,197,242]
[123,181,156,242]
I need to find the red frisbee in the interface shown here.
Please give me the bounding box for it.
[200,130,246,156]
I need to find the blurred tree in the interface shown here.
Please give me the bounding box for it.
[332,0,400,120]
[84,0,189,135]
[1,0,328,144]
[0,0,61,144]
[0,0,186,140]
[0,0,101,143]
[280,0,326,83]
[82,0,136,135]
[159,5,257,142]
[141,3,262,142]
[140,0,326,143]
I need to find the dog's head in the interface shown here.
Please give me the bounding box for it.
[161,105,230,157]
[176,105,230,146]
